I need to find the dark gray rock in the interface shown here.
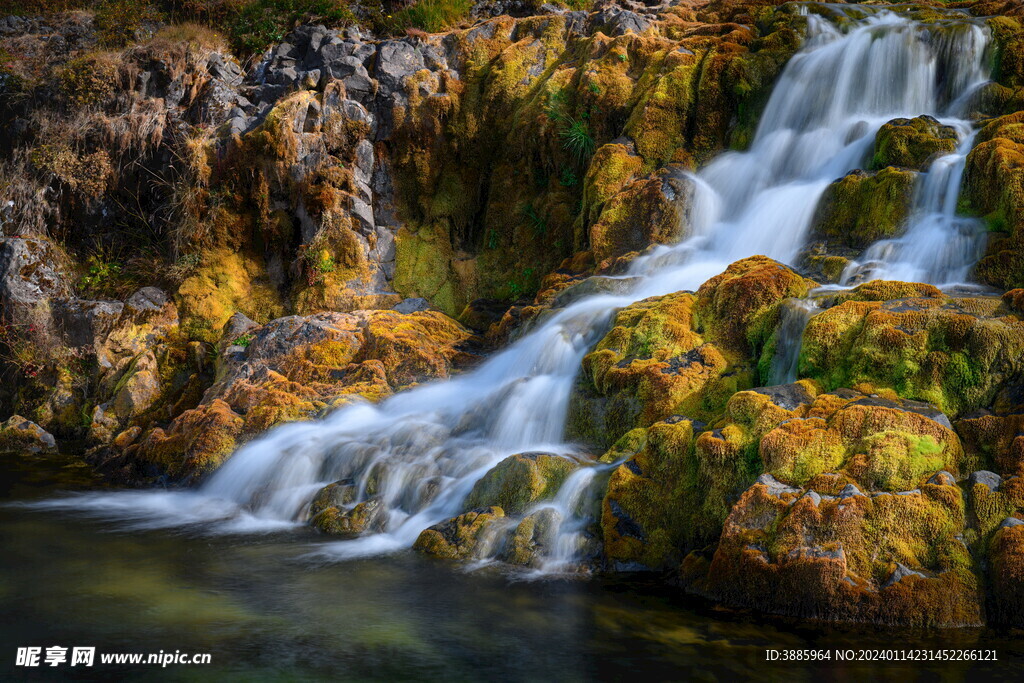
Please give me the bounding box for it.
[883,562,927,588]
[969,470,1002,492]
[394,298,431,314]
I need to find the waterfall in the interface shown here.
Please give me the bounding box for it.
[767,298,821,386]
[36,9,993,572]
[840,128,987,286]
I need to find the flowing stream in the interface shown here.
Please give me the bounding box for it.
[30,8,995,572]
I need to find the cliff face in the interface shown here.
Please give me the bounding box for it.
[3,0,1024,628]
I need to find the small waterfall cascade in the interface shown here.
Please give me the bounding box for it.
[34,9,994,572]
[840,128,987,287]
[767,298,822,386]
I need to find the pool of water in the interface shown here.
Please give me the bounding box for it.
[1,451,1022,681]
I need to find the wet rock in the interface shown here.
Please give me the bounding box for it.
[311,496,387,535]
[413,507,506,560]
[465,452,579,515]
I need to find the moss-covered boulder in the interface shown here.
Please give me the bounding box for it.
[810,168,917,249]
[799,287,1024,417]
[871,116,958,171]
[600,418,696,570]
[569,257,815,450]
[413,507,506,560]
[962,112,1024,290]
[682,473,982,627]
[990,519,1024,627]
[0,415,58,454]
[464,452,579,515]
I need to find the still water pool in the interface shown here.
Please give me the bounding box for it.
[1,451,1021,681]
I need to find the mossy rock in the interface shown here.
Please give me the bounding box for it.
[683,474,983,627]
[811,168,917,250]
[311,496,386,536]
[464,452,579,515]
[799,292,1024,417]
[413,507,506,560]
[871,116,957,171]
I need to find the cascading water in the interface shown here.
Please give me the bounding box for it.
[767,298,821,386]
[840,128,987,286]
[32,8,994,572]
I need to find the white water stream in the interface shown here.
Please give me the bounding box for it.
[30,9,994,572]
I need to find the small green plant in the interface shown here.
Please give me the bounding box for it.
[521,203,547,236]
[235,332,255,348]
[486,228,499,250]
[78,255,122,296]
[559,168,578,187]
[618,52,628,62]
[588,81,601,95]
[559,117,596,163]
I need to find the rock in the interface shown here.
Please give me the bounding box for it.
[927,470,957,486]
[393,297,430,314]
[308,479,358,518]
[756,473,801,497]
[681,478,982,627]
[871,115,958,170]
[53,299,124,348]
[883,562,928,588]
[0,237,70,318]
[569,257,815,450]
[465,452,579,515]
[0,414,57,453]
[311,496,386,535]
[413,507,506,560]
[810,168,917,249]
[969,470,1002,492]
[1000,517,1024,529]
[800,284,1024,417]
[839,483,864,499]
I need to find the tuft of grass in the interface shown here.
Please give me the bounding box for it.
[386,0,473,34]
[559,116,596,163]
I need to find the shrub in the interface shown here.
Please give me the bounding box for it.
[95,0,162,47]
[55,53,120,108]
[225,0,356,55]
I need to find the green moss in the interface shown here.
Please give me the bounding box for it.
[811,168,917,249]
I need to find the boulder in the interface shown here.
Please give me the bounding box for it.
[464,452,579,515]
[871,115,958,170]
[413,507,506,560]
[0,415,57,454]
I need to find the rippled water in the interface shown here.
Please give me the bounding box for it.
[2,453,1023,681]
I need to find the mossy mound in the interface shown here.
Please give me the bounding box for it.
[810,168,917,250]
[799,291,1024,417]
[871,116,957,171]
[413,507,506,560]
[569,256,815,450]
[962,112,1024,290]
[682,474,982,627]
[464,452,579,515]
